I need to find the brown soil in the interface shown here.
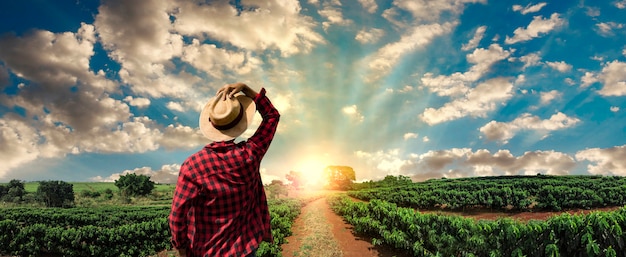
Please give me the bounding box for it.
[281,196,412,257]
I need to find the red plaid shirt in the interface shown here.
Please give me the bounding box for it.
[169,88,279,257]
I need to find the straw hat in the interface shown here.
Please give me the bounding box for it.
[199,92,256,141]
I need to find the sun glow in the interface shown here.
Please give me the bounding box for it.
[293,156,330,189]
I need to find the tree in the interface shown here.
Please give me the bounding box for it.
[285,171,303,189]
[323,166,356,190]
[265,180,288,199]
[115,173,155,197]
[37,181,75,207]
[2,179,26,202]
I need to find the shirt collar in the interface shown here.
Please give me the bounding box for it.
[206,140,237,149]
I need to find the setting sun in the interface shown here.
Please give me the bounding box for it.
[293,156,330,189]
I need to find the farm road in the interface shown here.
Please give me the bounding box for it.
[281,197,412,257]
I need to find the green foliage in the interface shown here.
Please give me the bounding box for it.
[323,165,356,190]
[349,175,626,211]
[328,194,626,257]
[36,181,75,208]
[0,199,303,257]
[115,173,155,197]
[1,179,26,203]
[266,180,289,199]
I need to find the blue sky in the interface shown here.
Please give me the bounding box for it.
[0,0,625,185]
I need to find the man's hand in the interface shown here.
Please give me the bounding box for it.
[217,82,258,100]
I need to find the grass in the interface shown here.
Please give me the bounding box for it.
[18,181,176,193]
[291,199,342,257]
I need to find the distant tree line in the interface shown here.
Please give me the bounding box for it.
[0,174,156,207]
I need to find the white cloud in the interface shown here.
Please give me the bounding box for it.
[545,61,572,72]
[172,0,324,57]
[539,90,562,105]
[92,164,181,184]
[616,0,626,9]
[610,106,620,112]
[355,28,385,44]
[342,105,365,123]
[576,145,626,176]
[352,146,579,181]
[403,133,419,140]
[420,77,514,125]
[479,112,580,143]
[319,4,353,31]
[519,52,542,69]
[0,116,44,179]
[166,101,185,112]
[461,26,487,51]
[365,22,456,82]
[124,96,151,108]
[385,0,486,24]
[421,44,511,97]
[465,149,576,176]
[422,136,430,142]
[623,46,626,56]
[505,13,564,44]
[358,0,378,13]
[595,22,624,37]
[581,72,598,88]
[181,39,261,79]
[512,3,548,15]
[596,60,626,96]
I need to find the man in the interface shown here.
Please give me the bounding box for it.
[169,82,280,257]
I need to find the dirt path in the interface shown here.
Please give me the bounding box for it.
[281,197,412,257]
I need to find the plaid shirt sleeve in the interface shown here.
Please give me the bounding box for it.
[247,88,280,157]
[168,159,199,249]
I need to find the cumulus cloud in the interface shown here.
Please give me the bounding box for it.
[595,22,624,37]
[512,3,548,15]
[581,71,599,88]
[596,61,626,96]
[519,52,542,69]
[124,96,151,108]
[610,106,620,112]
[358,0,378,13]
[545,60,572,72]
[403,133,419,140]
[354,147,577,181]
[461,26,487,51]
[319,4,353,31]
[166,101,185,112]
[479,112,580,143]
[384,0,486,24]
[355,28,385,44]
[539,90,562,105]
[616,0,626,9]
[420,77,514,125]
[172,0,324,57]
[365,22,456,82]
[422,136,430,142]
[95,0,192,98]
[421,44,511,97]
[342,105,364,123]
[181,39,262,79]
[576,144,626,176]
[92,164,181,184]
[505,13,564,44]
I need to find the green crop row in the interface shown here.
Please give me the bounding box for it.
[349,175,626,211]
[0,199,303,257]
[329,194,626,257]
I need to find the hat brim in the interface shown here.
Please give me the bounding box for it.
[199,95,256,142]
